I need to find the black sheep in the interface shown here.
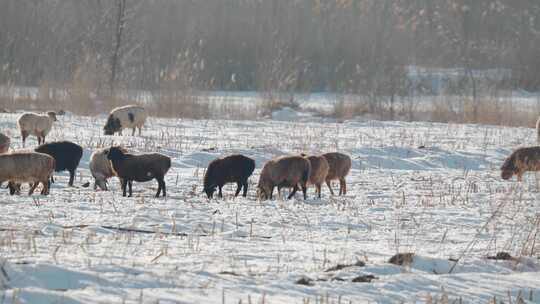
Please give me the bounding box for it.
[203,154,255,199]
[35,141,83,186]
[106,147,171,197]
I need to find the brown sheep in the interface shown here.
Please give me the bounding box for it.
[0,152,55,195]
[0,133,9,153]
[106,147,171,197]
[501,147,540,181]
[323,152,352,196]
[301,154,329,198]
[257,155,311,200]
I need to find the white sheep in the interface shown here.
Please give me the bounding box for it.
[0,133,10,153]
[90,147,125,190]
[103,105,147,136]
[17,111,57,147]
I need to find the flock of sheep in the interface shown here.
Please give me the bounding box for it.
[1,104,538,199]
[0,105,352,199]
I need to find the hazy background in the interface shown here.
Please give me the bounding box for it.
[1,0,539,124]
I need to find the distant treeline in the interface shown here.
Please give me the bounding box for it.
[1,0,540,95]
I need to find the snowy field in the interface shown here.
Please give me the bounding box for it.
[0,112,539,303]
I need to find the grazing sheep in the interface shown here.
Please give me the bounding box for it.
[0,152,55,195]
[257,155,311,200]
[501,147,540,181]
[301,154,330,198]
[17,111,57,147]
[103,105,147,136]
[35,141,83,186]
[323,152,352,196]
[0,133,9,153]
[106,147,171,197]
[90,147,126,191]
[203,154,255,199]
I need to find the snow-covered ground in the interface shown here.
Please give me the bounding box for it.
[0,112,539,303]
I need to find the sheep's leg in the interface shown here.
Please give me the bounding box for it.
[121,179,128,197]
[21,131,28,147]
[155,179,162,197]
[339,177,347,195]
[132,128,136,136]
[41,180,50,195]
[242,181,248,197]
[218,186,223,198]
[128,181,133,197]
[161,179,166,197]
[28,182,38,196]
[270,186,274,200]
[50,175,55,184]
[68,170,75,186]
[234,182,242,197]
[301,183,308,200]
[138,126,142,136]
[316,183,322,199]
[326,180,335,196]
[287,185,299,200]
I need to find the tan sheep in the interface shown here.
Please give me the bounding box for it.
[0,133,9,153]
[323,152,352,196]
[103,105,147,136]
[257,155,311,200]
[17,111,57,147]
[90,147,126,190]
[0,152,55,195]
[501,146,540,181]
[301,154,330,198]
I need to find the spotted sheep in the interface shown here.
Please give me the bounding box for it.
[501,147,540,181]
[257,155,311,200]
[103,105,147,136]
[17,111,58,146]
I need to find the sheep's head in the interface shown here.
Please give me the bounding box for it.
[203,184,216,199]
[256,179,272,200]
[47,111,58,122]
[106,146,126,161]
[500,155,516,180]
[104,115,121,135]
